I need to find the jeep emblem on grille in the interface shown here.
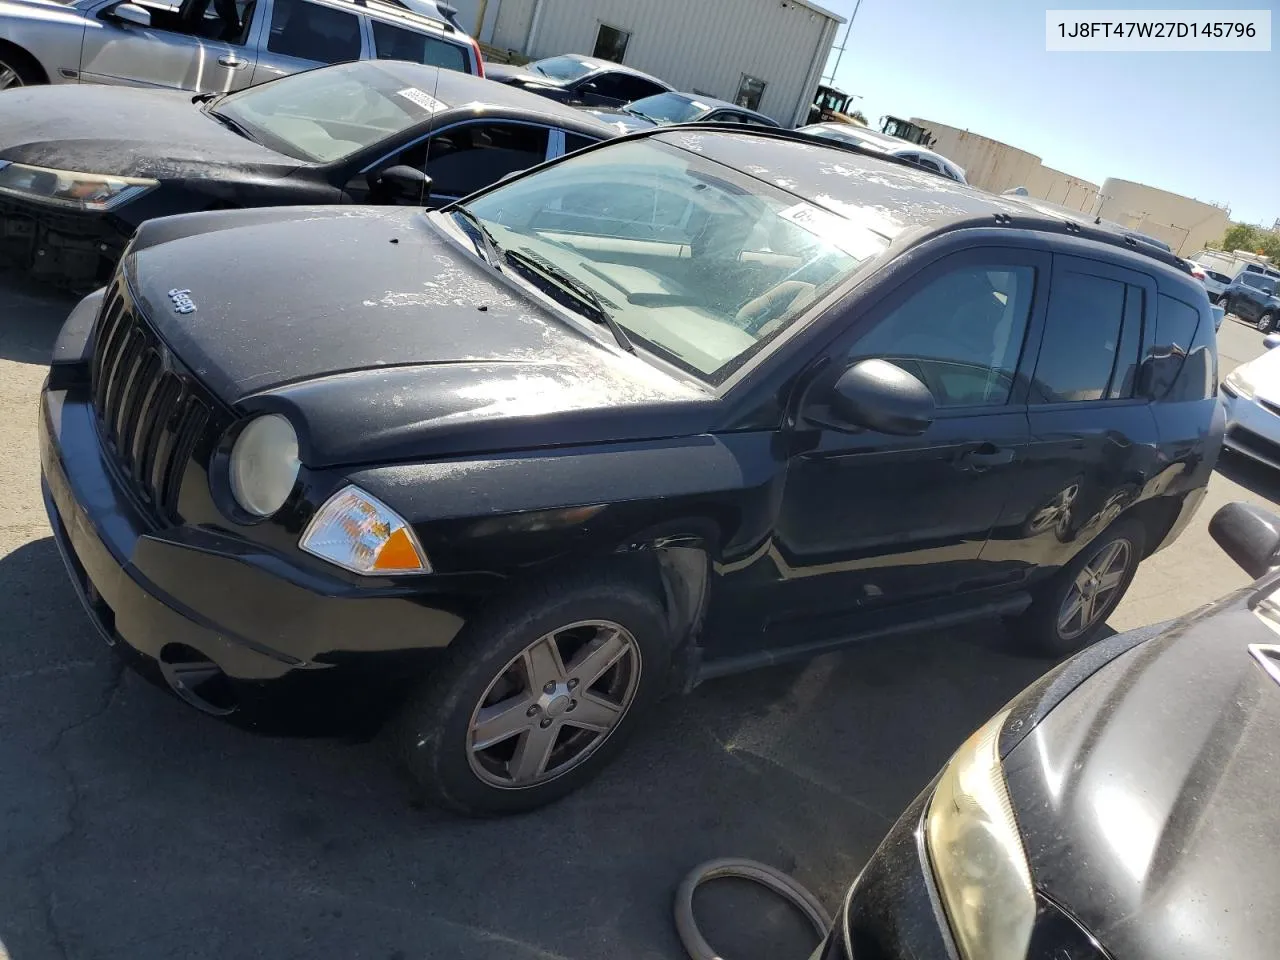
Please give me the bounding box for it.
[168,289,197,315]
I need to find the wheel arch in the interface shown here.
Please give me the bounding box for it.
[1123,494,1185,558]
[0,40,49,84]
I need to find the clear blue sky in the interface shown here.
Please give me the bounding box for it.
[817,0,1279,228]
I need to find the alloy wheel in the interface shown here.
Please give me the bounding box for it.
[1057,537,1132,640]
[1260,313,1275,333]
[0,61,21,90]
[467,619,641,789]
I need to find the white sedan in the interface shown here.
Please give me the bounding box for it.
[1221,336,1280,468]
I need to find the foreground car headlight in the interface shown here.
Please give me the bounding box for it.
[229,414,300,517]
[926,710,1035,960]
[299,485,430,575]
[1223,366,1257,400]
[0,159,158,211]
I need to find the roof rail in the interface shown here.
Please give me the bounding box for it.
[350,0,456,32]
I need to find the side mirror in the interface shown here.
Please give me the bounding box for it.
[1265,333,1280,350]
[580,81,598,92]
[1209,502,1280,578]
[828,358,934,436]
[111,2,151,25]
[376,165,431,203]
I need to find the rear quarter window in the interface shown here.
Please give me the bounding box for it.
[372,21,469,72]
[1143,293,1215,401]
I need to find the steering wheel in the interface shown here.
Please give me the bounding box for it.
[734,280,817,335]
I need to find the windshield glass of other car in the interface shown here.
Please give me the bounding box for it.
[461,140,887,381]
[626,93,705,125]
[213,61,440,161]
[530,56,595,83]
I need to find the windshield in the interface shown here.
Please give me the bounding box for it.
[461,139,887,382]
[212,61,442,162]
[530,56,595,83]
[626,93,706,125]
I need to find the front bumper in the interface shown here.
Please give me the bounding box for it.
[1220,388,1280,470]
[39,378,468,728]
[0,195,128,291]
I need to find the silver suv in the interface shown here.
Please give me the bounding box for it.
[0,0,482,94]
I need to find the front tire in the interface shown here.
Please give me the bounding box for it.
[1009,518,1146,658]
[1221,297,1234,317]
[1258,312,1276,333]
[393,569,672,816]
[0,47,44,89]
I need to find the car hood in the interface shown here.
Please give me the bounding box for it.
[0,85,298,178]
[581,108,654,133]
[1003,587,1280,959]
[484,63,566,87]
[125,206,714,467]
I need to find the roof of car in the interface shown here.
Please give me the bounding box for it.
[803,123,959,167]
[340,0,463,34]
[647,128,1187,271]
[372,61,617,135]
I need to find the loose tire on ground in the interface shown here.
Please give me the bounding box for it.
[392,568,672,816]
[1007,518,1146,659]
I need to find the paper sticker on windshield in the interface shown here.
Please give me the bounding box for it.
[397,87,447,113]
[778,202,883,260]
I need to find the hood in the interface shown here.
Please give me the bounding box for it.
[0,85,298,178]
[484,63,564,87]
[582,108,653,134]
[1233,348,1280,403]
[1003,589,1280,959]
[125,206,714,466]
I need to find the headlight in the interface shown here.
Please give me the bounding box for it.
[1224,366,1257,400]
[926,710,1035,960]
[0,159,158,211]
[228,414,300,517]
[299,485,430,575]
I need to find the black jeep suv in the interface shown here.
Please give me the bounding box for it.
[38,127,1223,815]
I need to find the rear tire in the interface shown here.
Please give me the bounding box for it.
[1008,518,1146,659]
[392,568,672,816]
[0,45,45,89]
[1258,312,1276,334]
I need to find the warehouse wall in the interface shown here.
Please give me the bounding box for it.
[483,0,841,126]
[1024,166,1099,213]
[910,118,1041,194]
[1095,179,1229,256]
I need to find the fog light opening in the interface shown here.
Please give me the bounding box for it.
[158,645,239,716]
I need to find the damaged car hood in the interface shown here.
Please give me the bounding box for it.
[0,85,299,178]
[125,206,716,466]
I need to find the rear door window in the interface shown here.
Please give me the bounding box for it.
[1031,266,1138,403]
[266,0,362,63]
[371,21,468,72]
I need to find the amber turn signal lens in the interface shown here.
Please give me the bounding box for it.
[299,485,430,575]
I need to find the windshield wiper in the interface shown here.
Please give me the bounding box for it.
[450,207,503,269]
[206,108,259,143]
[505,248,634,353]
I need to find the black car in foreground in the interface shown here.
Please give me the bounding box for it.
[817,499,1280,960]
[39,126,1221,815]
[0,58,611,290]
[486,53,671,108]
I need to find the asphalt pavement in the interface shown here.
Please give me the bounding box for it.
[1,275,1277,960]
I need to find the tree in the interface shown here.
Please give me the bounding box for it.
[1222,223,1261,252]
[849,109,868,125]
[1258,232,1280,262]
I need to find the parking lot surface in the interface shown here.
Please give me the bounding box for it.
[2,275,1276,960]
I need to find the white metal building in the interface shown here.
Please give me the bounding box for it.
[456,0,844,127]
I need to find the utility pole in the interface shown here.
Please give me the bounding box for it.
[823,0,863,84]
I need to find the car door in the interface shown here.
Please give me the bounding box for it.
[750,247,1049,646]
[982,254,1160,582]
[78,0,261,92]
[250,0,365,86]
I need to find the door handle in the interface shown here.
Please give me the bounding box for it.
[217,54,247,68]
[957,444,1015,470]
